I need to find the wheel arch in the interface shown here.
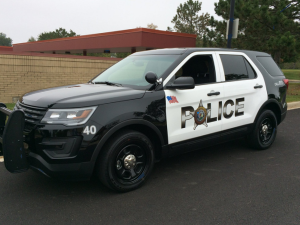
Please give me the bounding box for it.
[254,99,282,126]
[91,119,166,167]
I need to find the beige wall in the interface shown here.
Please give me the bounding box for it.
[0,54,117,103]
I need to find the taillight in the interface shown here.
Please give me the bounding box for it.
[283,79,289,90]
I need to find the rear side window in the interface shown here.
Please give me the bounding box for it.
[244,58,256,79]
[256,56,284,76]
[220,55,257,81]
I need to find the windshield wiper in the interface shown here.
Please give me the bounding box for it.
[93,81,122,87]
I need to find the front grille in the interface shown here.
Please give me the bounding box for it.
[15,102,47,132]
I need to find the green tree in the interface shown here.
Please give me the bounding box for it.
[202,34,208,47]
[207,0,300,64]
[84,52,130,58]
[116,52,131,58]
[0,33,12,46]
[28,36,36,42]
[38,28,78,41]
[170,0,210,46]
[166,27,174,32]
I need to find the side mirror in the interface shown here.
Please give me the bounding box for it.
[145,72,158,84]
[166,77,195,90]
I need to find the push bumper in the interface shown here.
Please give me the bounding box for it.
[0,104,29,173]
[0,103,95,180]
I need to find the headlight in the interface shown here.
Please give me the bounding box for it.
[41,106,97,126]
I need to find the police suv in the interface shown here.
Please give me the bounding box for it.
[0,48,288,192]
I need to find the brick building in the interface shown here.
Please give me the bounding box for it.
[0,28,196,103]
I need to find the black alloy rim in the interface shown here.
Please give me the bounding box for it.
[115,144,147,182]
[259,117,274,144]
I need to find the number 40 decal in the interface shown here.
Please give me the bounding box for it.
[83,125,97,135]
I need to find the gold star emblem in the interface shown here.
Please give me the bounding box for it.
[189,100,211,130]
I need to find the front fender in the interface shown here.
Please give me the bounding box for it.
[90,119,165,163]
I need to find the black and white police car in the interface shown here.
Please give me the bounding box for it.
[0,48,288,192]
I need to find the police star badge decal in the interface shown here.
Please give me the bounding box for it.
[189,99,211,130]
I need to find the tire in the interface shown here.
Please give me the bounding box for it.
[97,130,155,192]
[247,110,277,150]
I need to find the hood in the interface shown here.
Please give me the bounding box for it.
[20,84,146,109]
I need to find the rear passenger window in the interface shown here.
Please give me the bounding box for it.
[256,56,284,76]
[220,55,256,81]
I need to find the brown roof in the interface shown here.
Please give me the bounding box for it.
[0,51,120,61]
[0,46,13,51]
[13,28,197,54]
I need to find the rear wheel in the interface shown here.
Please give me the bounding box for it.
[247,110,277,150]
[97,130,154,192]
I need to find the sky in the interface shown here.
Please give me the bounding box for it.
[1,0,220,45]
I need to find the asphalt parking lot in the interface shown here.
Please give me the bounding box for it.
[0,109,299,225]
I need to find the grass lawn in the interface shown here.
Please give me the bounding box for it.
[4,103,15,110]
[282,69,300,80]
[286,83,300,103]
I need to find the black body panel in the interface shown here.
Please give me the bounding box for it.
[39,136,82,159]
[19,90,167,180]
[20,84,146,109]
[28,152,94,181]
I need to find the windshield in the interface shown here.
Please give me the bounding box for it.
[92,55,180,88]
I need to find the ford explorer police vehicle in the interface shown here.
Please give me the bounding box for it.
[0,48,288,192]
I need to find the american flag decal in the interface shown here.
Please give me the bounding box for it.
[167,96,179,104]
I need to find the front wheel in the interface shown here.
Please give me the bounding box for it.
[97,130,154,192]
[247,110,277,150]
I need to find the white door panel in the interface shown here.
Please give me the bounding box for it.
[165,84,224,144]
[164,52,224,145]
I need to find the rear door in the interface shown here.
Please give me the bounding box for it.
[215,52,268,131]
[164,52,224,145]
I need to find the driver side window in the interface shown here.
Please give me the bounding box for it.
[174,54,216,85]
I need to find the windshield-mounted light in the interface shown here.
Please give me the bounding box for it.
[41,106,97,126]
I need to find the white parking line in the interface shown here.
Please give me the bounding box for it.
[0,156,4,162]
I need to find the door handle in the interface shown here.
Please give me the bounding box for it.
[207,92,220,96]
[254,85,263,89]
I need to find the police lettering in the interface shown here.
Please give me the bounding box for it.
[181,98,244,129]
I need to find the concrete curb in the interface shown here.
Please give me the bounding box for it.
[288,101,300,110]
[289,80,300,83]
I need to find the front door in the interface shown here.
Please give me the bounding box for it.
[164,52,224,145]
